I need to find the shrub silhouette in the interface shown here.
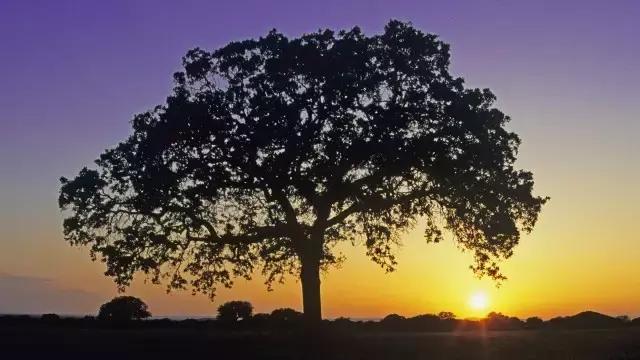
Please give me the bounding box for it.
[547,311,625,329]
[58,20,548,326]
[41,313,61,322]
[270,308,303,323]
[97,296,151,322]
[382,314,406,323]
[248,312,271,327]
[381,314,407,330]
[438,312,456,320]
[217,301,253,322]
[525,316,544,329]
[485,312,524,330]
[407,314,442,331]
[616,315,630,323]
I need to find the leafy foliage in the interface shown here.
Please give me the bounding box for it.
[59,20,547,303]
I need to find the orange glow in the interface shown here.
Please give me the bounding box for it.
[2,131,640,319]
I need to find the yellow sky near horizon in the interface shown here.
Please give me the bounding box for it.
[9,172,638,321]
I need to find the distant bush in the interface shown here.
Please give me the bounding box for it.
[41,313,60,322]
[379,313,459,332]
[616,315,630,323]
[380,314,406,330]
[438,312,456,320]
[248,312,270,327]
[98,296,151,322]
[407,314,443,331]
[333,317,353,326]
[547,311,625,329]
[333,317,352,323]
[270,308,303,323]
[484,312,524,330]
[217,301,253,323]
[525,316,544,329]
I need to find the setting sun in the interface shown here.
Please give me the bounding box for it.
[469,292,489,312]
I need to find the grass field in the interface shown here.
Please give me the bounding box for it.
[2,326,640,359]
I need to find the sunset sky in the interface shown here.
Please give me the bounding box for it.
[1,0,638,319]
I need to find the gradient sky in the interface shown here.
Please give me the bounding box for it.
[1,0,639,319]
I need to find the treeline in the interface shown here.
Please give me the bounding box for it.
[374,311,640,332]
[2,297,639,332]
[2,310,640,332]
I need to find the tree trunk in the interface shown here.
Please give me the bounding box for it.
[300,255,322,326]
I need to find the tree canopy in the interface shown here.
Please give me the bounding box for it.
[59,20,547,324]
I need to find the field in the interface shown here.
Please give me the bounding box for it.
[2,326,640,359]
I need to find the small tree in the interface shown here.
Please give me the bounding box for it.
[59,20,547,326]
[97,296,151,322]
[217,300,253,322]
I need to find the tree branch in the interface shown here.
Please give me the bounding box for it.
[188,224,291,245]
[326,189,433,228]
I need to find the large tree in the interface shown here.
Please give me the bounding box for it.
[59,21,547,325]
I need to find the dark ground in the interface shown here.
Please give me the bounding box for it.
[2,326,640,359]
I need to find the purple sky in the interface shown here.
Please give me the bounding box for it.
[1,0,636,207]
[0,0,639,316]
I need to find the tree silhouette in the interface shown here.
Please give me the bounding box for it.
[217,300,253,322]
[525,316,543,329]
[97,296,151,322]
[58,20,547,326]
[438,311,456,320]
[270,308,304,323]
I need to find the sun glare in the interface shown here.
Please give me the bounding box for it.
[469,292,489,311]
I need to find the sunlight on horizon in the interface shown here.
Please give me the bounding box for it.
[468,291,490,315]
